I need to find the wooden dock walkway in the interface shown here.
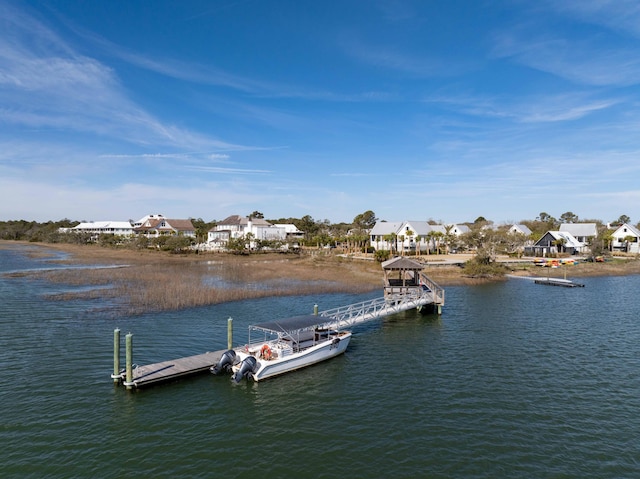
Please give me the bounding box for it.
[122,349,226,388]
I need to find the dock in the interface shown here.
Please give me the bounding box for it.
[112,256,444,389]
[123,350,226,388]
[534,278,585,288]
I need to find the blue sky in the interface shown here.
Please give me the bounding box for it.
[2,0,640,225]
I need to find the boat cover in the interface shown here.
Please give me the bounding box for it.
[251,315,334,334]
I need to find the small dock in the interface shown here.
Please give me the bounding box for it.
[123,350,226,388]
[534,278,585,288]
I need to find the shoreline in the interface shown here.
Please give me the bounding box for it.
[2,240,640,315]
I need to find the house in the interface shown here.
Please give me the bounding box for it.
[61,221,134,237]
[272,223,305,240]
[134,217,196,237]
[610,223,640,253]
[448,224,470,236]
[207,215,287,249]
[559,223,597,244]
[369,221,404,252]
[509,224,532,236]
[369,220,446,253]
[525,231,584,257]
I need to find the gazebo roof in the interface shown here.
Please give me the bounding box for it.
[381,256,424,271]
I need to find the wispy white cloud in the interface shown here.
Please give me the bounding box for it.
[0,2,259,152]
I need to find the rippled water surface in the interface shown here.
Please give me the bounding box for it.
[1,245,639,478]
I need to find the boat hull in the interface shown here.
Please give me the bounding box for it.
[237,332,351,381]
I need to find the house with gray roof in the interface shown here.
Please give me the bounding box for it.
[509,224,532,236]
[370,220,447,253]
[526,231,585,257]
[559,223,597,243]
[610,223,640,253]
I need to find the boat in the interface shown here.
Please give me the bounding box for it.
[210,314,352,382]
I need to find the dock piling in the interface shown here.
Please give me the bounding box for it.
[124,332,133,389]
[112,328,120,383]
[313,304,318,315]
[227,317,233,350]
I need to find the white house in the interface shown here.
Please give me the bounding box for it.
[526,231,585,256]
[610,223,640,253]
[509,224,532,236]
[448,224,470,236]
[61,221,134,236]
[208,215,287,249]
[272,223,305,240]
[559,223,597,243]
[369,220,447,253]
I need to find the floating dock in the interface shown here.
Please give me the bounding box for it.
[124,350,227,388]
[534,278,585,288]
[112,257,444,389]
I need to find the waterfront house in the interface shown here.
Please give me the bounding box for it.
[559,223,597,243]
[370,220,447,253]
[526,231,584,256]
[207,215,287,250]
[134,217,196,238]
[509,224,532,236]
[610,223,640,253]
[61,221,134,237]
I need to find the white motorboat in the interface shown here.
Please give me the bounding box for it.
[210,314,351,382]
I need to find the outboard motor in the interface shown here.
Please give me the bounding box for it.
[232,356,258,383]
[210,349,237,375]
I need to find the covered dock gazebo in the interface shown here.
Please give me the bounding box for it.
[381,256,425,297]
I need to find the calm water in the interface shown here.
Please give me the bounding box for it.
[1,245,639,478]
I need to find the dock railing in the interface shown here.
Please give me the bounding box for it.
[318,280,442,331]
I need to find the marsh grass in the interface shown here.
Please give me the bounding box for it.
[5,241,640,316]
[19,246,384,316]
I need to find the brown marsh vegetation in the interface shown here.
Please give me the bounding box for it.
[2,241,639,316]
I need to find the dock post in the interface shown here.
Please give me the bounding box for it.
[227,317,233,349]
[124,332,133,389]
[313,304,318,315]
[112,328,120,383]
[437,304,442,315]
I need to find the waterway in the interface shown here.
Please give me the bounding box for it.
[1,244,639,478]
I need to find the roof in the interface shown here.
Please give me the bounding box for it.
[370,221,403,236]
[559,223,597,237]
[164,219,195,231]
[251,315,334,333]
[218,215,272,227]
[536,231,583,248]
[381,256,424,271]
[510,224,532,235]
[73,221,133,229]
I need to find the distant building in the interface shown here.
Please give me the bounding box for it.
[526,231,585,256]
[559,223,597,243]
[207,215,287,249]
[60,221,134,237]
[509,224,532,236]
[610,223,640,253]
[134,216,195,237]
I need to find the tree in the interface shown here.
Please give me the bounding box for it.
[616,214,631,225]
[353,210,377,230]
[560,211,579,224]
[248,211,264,219]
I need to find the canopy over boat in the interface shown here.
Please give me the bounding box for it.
[250,315,337,334]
